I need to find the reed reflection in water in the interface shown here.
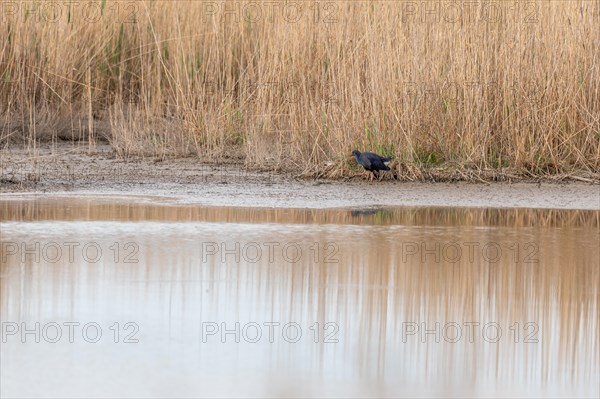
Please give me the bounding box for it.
[0,197,598,397]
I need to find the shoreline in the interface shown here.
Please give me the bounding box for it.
[1,144,599,210]
[1,183,598,211]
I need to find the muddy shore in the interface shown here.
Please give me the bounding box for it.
[1,143,598,210]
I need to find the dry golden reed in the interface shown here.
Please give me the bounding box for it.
[1,1,599,177]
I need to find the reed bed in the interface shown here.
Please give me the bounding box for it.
[1,0,599,178]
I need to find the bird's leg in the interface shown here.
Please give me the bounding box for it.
[369,171,375,182]
[354,171,368,178]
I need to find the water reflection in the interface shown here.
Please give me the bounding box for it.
[0,197,598,397]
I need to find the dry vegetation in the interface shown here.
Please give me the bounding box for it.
[1,0,599,179]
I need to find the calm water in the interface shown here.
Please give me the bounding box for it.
[1,196,598,397]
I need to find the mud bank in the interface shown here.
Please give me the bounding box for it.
[1,144,598,210]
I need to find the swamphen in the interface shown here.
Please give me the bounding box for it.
[352,150,391,181]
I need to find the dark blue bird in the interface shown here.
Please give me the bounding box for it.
[352,150,391,181]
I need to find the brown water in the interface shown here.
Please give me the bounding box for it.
[1,196,598,397]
